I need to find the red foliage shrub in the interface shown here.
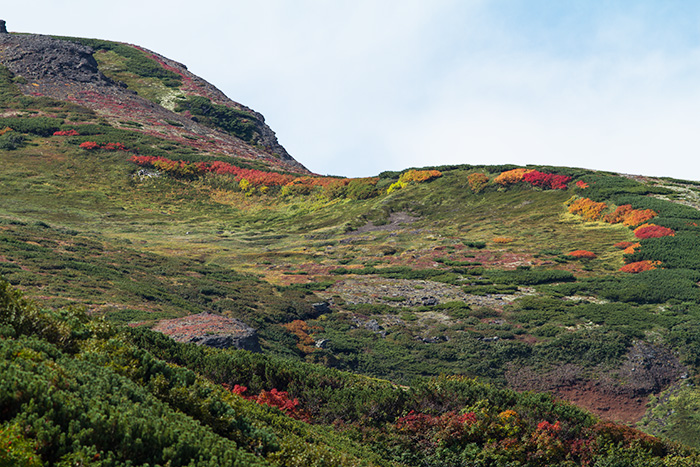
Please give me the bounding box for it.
[567,250,596,259]
[575,180,589,189]
[131,154,368,192]
[633,224,675,239]
[79,141,100,150]
[613,241,637,249]
[523,170,571,190]
[619,261,660,273]
[102,142,127,151]
[53,129,80,136]
[227,384,309,422]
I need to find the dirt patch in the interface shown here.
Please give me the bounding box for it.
[506,342,685,424]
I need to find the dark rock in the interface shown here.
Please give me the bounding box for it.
[421,296,439,306]
[189,331,261,352]
[0,34,110,84]
[0,20,7,34]
[311,302,331,316]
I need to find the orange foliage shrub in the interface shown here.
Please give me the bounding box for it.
[467,172,489,192]
[567,197,608,221]
[493,168,534,186]
[634,224,675,239]
[575,180,589,189]
[283,319,318,353]
[613,241,637,249]
[622,209,657,226]
[622,243,641,255]
[493,237,514,244]
[399,169,442,183]
[603,205,634,224]
[568,250,596,259]
[620,261,660,273]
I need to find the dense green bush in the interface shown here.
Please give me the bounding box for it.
[0,131,24,149]
[176,95,259,142]
[485,267,575,286]
[0,117,63,136]
[578,174,672,200]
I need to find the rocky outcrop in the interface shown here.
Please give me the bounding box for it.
[0,20,8,34]
[0,33,111,84]
[152,312,261,352]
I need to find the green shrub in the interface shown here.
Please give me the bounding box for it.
[175,95,259,142]
[0,117,63,136]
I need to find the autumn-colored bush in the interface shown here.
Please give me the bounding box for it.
[523,170,571,190]
[399,169,442,183]
[493,237,514,244]
[619,260,660,273]
[53,129,79,136]
[131,154,356,191]
[79,141,100,150]
[622,243,641,255]
[622,208,657,226]
[493,168,534,186]
[567,250,596,259]
[102,142,127,151]
[79,141,127,151]
[567,197,608,221]
[467,172,489,192]
[634,224,675,239]
[283,319,319,353]
[229,385,309,422]
[575,180,589,189]
[613,241,637,249]
[386,180,407,194]
[603,204,634,224]
[604,204,656,226]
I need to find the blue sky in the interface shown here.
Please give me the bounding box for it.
[4,1,700,180]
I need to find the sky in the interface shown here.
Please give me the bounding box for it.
[4,1,700,180]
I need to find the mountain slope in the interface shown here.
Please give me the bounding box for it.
[3,25,700,463]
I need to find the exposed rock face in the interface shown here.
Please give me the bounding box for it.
[152,312,261,352]
[0,34,111,83]
[0,20,7,34]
